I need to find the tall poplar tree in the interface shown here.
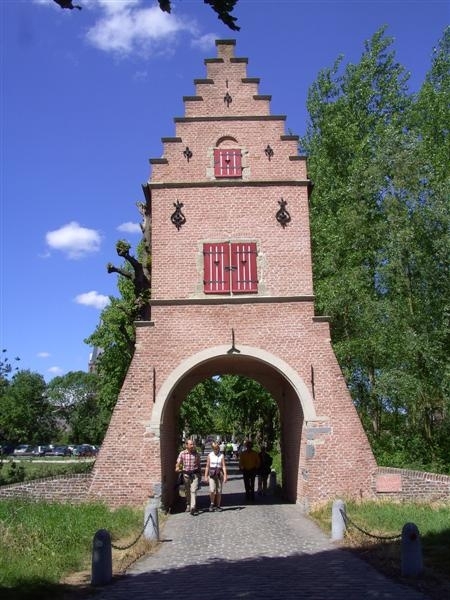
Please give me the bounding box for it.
[302,27,449,470]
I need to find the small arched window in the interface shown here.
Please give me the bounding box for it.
[213,148,242,178]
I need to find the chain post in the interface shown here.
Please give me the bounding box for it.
[91,529,112,586]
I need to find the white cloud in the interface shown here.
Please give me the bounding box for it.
[117,221,141,234]
[46,222,102,259]
[48,366,64,376]
[36,1,217,60]
[74,290,110,310]
[37,352,51,359]
[85,3,197,57]
[191,33,217,52]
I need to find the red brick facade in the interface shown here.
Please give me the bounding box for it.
[89,40,377,510]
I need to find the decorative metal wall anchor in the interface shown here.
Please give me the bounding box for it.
[170,200,186,230]
[224,91,232,107]
[265,144,274,160]
[183,146,193,162]
[227,328,241,354]
[276,198,291,227]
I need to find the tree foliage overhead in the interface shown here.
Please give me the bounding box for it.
[53,0,241,31]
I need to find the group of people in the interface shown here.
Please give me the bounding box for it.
[175,438,273,515]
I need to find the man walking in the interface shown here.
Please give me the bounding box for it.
[239,440,260,501]
[176,439,201,515]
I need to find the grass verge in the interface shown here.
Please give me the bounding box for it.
[310,500,450,600]
[0,498,163,600]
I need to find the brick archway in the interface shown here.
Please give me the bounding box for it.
[153,345,317,508]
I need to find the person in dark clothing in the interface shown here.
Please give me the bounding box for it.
[239,440,260,501]
[257,446,273,496]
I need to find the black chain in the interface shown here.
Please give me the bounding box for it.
[340,508,402,541]
[111,510,157,551]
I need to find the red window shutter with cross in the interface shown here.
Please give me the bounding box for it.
[230,243,258,293]
[203,243,230,294]
[214,149,242,178]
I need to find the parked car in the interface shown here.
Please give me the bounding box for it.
[49,445,72,456]
[31,445,52,456]
[0,444,15,455]
[72,444,98,457]
[13,444,33,455]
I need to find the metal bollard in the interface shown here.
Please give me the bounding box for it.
[331,499,346,541]
[144,498,159,541]
[91,529,112,586]
[401,522,423,577]
[268,470,277,494]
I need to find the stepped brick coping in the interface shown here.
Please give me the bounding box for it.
[174,115,286,123]
[183,96,203,101]
[242,78,260,84]
[161,137,183,143]
[148,295,316,306]
[253,95,272,100]
[148,180,310,190]
[215,39,235,46]
[194,79,214,84]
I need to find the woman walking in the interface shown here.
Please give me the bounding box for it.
[204,441,227,511]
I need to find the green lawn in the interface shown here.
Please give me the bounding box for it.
[0,498,146,600]
[310,500,450,600]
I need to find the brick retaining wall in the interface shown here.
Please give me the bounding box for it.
[0,467,448,505]
[375,467,450,502]
[0,473,93,503]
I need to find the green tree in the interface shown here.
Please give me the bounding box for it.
[0,370,55,444]
[179,375,280,449]
[179,378,219,439]
[302,27,449,470]
[46,370,104,444]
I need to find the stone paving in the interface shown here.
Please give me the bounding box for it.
[90,453,429,600]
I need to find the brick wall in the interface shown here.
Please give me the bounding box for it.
[375,467,450,502]
[0,473,93,503]
[1,468,448,505]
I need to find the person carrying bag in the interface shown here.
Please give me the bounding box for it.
[204,441,227,511]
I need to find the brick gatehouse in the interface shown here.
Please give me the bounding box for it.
[89,40,377,510]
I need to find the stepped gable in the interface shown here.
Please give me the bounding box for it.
[89,38,378,511]
[149,39,307,185]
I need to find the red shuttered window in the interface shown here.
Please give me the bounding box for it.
[214,149,242,178]
[203,242,258,294]
[203,243,231,294]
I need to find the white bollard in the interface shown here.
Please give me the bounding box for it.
[401,522,423,577]
[268,470,277,494]
[144,498,159,541]
[331,499,346,541]
[91,529,112,586]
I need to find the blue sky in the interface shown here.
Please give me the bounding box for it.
[1,0,448,381]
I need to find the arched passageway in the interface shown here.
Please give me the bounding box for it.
[150,345,317,510]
